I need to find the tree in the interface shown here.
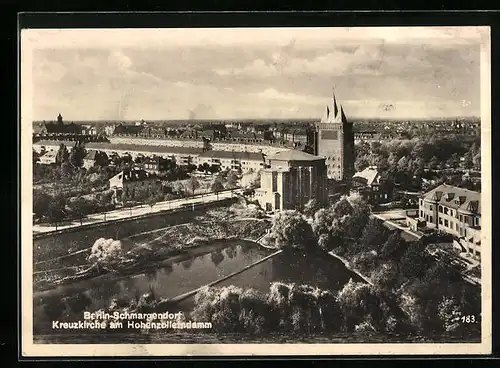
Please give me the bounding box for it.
[47,192,66,229]
[201,162,211,173]
[428,156,440,170]
[69,141,86,169]
[55,144,69,165]
[303,199,320,218]
[397,156,409,172]
[186,176,200,196]
[96,191,113,221]
[332,198,354,218]
[211,177,225,199]
[269,210,316,250]
[146,193,163,212]
[355,156,370,172]
[380,232,407,260]
[226,171,239,189]
[88,238,125,269]
[71,196,93,226]
[359,218,391,253]
[173,181,185,197]
[400,245,432,280]
[337,280,383,332]
[209,164,220,174]
[95,151,109,167]
[462,151,474,170]
[312,208,335,238]
[251,170,262,189]
[373,263,400,293]
[33,190,52,219]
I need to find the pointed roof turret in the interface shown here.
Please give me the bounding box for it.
[332,89,339,117]
[321,105,330,124]
[340,105,348,123]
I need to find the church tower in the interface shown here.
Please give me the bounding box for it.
[310,90,355,181]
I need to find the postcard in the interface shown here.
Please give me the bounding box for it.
[21,25,491,356]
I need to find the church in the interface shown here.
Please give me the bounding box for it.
[307,91,355,182]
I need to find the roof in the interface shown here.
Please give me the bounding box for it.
[198,150,265,161]
[352,166,380,186]
[41,150,58,158]
[84,150,98,160]
[44,122,82,134]
[113,124,144,135]
[33,125,47,134]
[421,183,481,215]
[230,131,258,140]
[34,141,204,155]
[110,169,157,183]
[320,91,349,125]
[267,149,324,162]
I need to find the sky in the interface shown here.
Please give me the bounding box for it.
[24,27,488,121]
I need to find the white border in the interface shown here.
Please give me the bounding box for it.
[21,26,492,357]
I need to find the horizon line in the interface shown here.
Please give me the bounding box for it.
[32,116,481,123]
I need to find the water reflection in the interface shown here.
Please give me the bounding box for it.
[224,247,236,260]
[182,259,194,270]
[216,250,359,295]
[162,264,174,275]
[64,292,92,314]
[144,268,158,281]
[210,250,225,266]
[86,281,123,304]
[35,241,270,334]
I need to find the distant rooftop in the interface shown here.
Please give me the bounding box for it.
[198,150,265,161]
[268,149,324,162]
[352,166,380,186]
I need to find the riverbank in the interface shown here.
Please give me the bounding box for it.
[33,190,239,236]
[328,251,373,286]
[34,237,267,295]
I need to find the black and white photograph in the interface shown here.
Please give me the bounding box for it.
[21,26,491,356]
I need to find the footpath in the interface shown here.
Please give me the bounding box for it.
[32,189,239,235]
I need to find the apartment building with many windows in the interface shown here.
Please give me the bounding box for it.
[419,183,481,258]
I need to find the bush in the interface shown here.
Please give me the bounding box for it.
[190,282,345,335]
[87,238,125,267]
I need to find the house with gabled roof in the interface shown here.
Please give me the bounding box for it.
[109,169,161,202]
[351,166,393,204]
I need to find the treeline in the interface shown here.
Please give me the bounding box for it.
[33,189,114,226]
[258,196,480,337]
[190,282,408,335]
[355,134,481,190]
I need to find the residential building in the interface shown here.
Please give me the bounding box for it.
[81,125,98,136]
[141,156,177,174]
[104,125,116,137]
[197,150,266,172]
[83,150,108,169]
[308,91,355,181]
[351,166,393,204]
[255,150,328,212]
[38,150,58,165]
[419,184,481,258]
[33,141,201,166]
[109,169,161,202]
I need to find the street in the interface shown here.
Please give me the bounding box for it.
[32,189,240,234]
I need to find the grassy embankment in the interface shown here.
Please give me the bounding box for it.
[34,200,271,289]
